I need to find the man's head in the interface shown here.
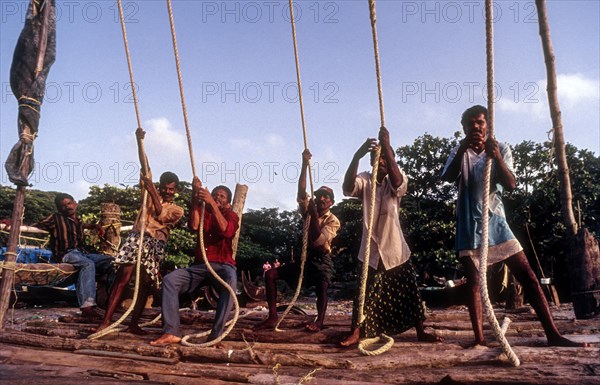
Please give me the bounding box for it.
[54,193,77,218]
[461,105,489,152]
[159,172,179,203]
[461,105,488,134]
[211,185,232,210]
[314,186,334,214]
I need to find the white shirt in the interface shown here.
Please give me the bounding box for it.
[344,168,411,270]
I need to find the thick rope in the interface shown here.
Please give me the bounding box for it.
[88,0,149,340]
[356,0,393,356]
[272,0,316,332]
[165,0,239,347]
[274,217,309,332]
[287,0,314,195]
[165,0,197,178]
[480,0,520,366]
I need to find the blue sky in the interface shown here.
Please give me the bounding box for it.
[1,0,599,211]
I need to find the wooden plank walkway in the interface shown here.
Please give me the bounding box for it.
[1,303,599,384]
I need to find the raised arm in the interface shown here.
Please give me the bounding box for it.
[298,149,311,201]
[379,126,403,189]
[135,127,151,177]
[343,138,377,194]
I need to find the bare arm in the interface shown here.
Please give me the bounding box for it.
[379,126,403,189]
[486,138,516,191]
[298,149,311,201]
[343,138,377,194]
[141,175,163,217]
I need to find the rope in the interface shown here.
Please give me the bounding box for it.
[272,0,317,332]
[480,0,520,367]
[287,0,314,196]
[274,217,309,332]
[165,0,197,178]
[165,0,239,347]
[355,0,393,356]
[88,0,150,340]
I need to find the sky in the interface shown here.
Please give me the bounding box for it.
[1,0,599,211]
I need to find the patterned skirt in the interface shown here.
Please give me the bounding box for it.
[358,261,426,338]
[114,231,165,287]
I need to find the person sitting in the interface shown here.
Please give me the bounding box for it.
[35,193,114,320]
[150,178,239,346]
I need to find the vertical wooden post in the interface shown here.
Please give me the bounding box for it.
[0,186,27,328]
[99,203,121,256]
[230,184,248,260]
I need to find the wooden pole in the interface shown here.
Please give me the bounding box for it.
[231,184,248,260]
[98,203,122,256]
[0,185,27,328]
[534,0,577,237]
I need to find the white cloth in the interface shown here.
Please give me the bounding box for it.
[344,168,411,271]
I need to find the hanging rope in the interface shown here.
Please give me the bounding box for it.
[354,0,394,356]
[165,0,239,347]
[273,0,315,333]
[480,0,520,367]
[88,0,150,340]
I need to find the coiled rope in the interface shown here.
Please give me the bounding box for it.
[165,0,240,347]
[355,0,394,356]
[273,0,315,333]
[88,0,150,340]
[480,0,519,367]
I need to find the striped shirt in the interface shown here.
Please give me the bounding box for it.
[35,214,84,262]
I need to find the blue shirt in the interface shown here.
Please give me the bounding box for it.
[442,142,516,251]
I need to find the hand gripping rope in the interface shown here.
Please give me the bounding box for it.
[165,0,240,348]
[479,0,520,367]
[356,0,395,356]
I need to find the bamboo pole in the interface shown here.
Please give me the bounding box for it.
[534,0,578,237]
[0,186,27,328]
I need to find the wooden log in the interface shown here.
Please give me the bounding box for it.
[0,330,178,359]
[0,185,26,329]
[98,203,121,256]
[12,263,76,286]
[75,349,179,364]
[231,183,248,260]
[570,227,600,319]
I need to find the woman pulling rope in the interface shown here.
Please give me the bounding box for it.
[338,0,441,355]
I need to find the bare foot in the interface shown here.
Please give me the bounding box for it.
[94,321,110,333]
[339,328,361,347]
[253,317,278,330]
[127,324,148,336]
[304,322,322,332]
[417,331,443,343]
[150,333,181,346]
[548,336,589,348]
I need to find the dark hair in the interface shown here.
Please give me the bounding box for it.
[159,171,179,187]
[212,185,232,203]
[54,193,75,208]
[461,105,488,128]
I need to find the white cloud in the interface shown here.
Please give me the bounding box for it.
[498,73,600,120]
[266,134,285,147]
[144,118,187,156]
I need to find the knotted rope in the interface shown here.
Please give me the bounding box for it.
[273,0,316,332]
[355,0,394,356]
[480,0,519,366]
[89,0,150,340]
[166,0,239,347]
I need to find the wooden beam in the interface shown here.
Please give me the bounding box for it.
[0,185,27,329]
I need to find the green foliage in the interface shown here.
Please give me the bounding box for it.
[0,186,58,224]
[236,208,302,276]
[396,133,460,280]
[1,134,598,299]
